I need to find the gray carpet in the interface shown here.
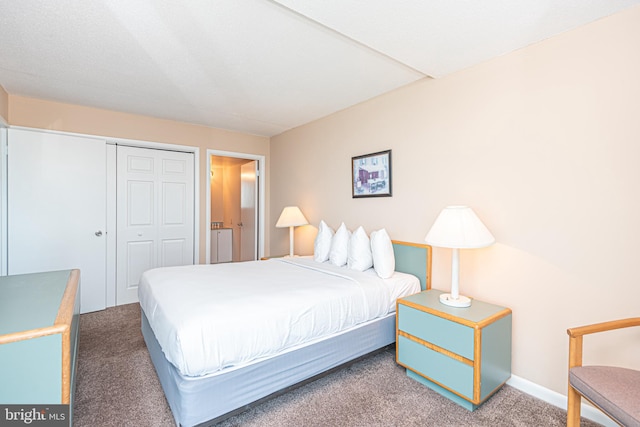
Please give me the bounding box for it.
[74,304,602,427]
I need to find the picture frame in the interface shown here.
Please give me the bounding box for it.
[351,150,392,198]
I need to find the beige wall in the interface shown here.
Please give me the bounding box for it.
[0,85,8,123]
[8,95,270,262]
[271,6,640,396]
[210,165,224,223]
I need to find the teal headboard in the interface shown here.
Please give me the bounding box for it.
[392,241,432,290]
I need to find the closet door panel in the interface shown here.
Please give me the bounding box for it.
[116,146,194,305]
[125,240,155,288]
[158,153,193,259]
[161,238,187,267]
[7,129,107,313]
[117,147,158,305]
[129,181,155,225]
[162,182,186,224]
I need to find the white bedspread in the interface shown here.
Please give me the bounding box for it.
[138,258,419,377]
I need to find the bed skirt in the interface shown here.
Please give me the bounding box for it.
[141,310,396,426]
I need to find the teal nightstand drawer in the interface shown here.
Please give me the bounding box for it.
[397,335,474,399]
[398,304,474,360]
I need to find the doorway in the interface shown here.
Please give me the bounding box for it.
[207,150,265,263]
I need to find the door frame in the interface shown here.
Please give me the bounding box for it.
[206,149,265,263]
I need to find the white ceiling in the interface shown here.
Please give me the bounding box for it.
[1,0,638,137]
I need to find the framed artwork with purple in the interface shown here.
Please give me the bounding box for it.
[351,150,392,198]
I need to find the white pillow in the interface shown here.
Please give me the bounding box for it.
[313,220,334,262]
[329,222,350,267]
[370,228,395,278]
[348,226,373,271]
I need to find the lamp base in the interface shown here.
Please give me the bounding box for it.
[439,293,472,308]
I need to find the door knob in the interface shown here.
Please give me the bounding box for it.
[95,230,103,237]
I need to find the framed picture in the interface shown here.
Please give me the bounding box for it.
[352,150,392,198]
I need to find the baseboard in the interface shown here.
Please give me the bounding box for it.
[506,375,616,427]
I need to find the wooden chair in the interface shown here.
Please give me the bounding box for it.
[567,318,640,426]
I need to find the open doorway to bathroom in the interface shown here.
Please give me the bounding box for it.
[206,150,265,264]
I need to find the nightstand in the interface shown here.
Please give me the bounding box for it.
[396,289,512,410]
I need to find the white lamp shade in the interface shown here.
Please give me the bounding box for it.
[276,206,308,228]
[425,206,495,249]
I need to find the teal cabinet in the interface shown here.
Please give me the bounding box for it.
[0,270,80,405]
[396,289,512,410]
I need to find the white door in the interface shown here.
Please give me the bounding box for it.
[240,161,257,261]
[0,126,7,276]
[7,129,107,313]
[116,145,194,305]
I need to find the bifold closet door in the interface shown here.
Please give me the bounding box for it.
[7,128,107,313]
[116,145,195,305]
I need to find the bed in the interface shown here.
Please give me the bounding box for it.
[140,240,431,426]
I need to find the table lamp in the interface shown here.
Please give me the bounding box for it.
[425,206,495,308]
[276,206,308,257]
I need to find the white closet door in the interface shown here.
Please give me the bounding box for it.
[7,128,107,313]
[116,146,194,305]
